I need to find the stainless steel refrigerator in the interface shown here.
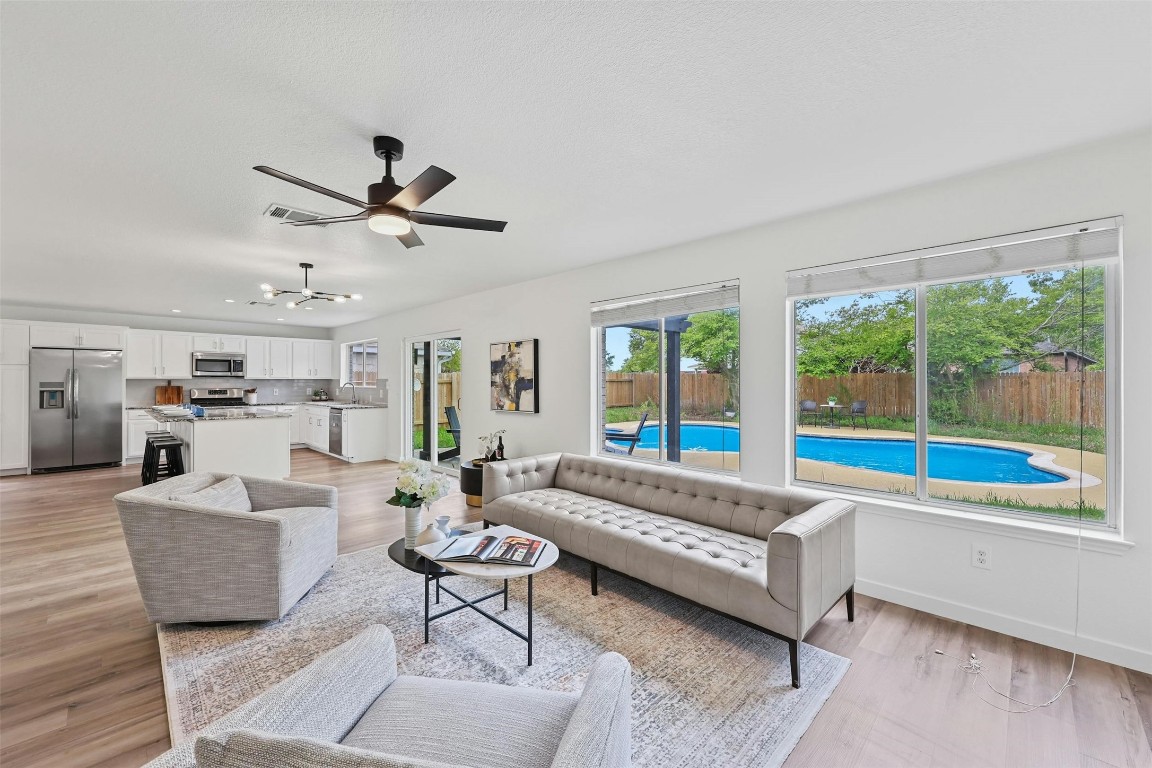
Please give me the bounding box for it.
[29,348,123,472]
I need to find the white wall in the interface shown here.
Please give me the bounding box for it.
[0,304,331,339]
[335,130,1151,672]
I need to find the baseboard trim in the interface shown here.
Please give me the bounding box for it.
[856,578,1152,674]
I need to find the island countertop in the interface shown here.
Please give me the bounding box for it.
[145,407,291,423]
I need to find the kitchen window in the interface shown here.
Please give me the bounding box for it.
[343,339,378,387]
[787,219,1120,528]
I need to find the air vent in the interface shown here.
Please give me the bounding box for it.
[247,300,276,307]
[263,203,332,226]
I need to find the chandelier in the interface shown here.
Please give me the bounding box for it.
[259,263,363,309]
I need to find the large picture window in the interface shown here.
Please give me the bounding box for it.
[789,221,1117,526]
[593,282,740,473]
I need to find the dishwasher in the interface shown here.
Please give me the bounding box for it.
[328,408,344,457]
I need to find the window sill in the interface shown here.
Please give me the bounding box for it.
[791,482,1133,555]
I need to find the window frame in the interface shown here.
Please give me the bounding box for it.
[786,230,1122,532]
[593,283,742,476]
[341,337,378,388]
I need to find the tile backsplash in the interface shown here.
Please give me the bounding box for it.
[125,378,388,407]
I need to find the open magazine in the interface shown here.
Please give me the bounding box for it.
[433,534,546,567]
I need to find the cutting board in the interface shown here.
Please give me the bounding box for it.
[155,385,183,405]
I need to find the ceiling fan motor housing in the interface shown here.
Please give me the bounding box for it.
[373,135,404,161]
[368,180,405,207]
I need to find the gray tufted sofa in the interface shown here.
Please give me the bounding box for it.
[483,453,855,688]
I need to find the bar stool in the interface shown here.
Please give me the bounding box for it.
[141,431,173,484]
[142,435,185,485]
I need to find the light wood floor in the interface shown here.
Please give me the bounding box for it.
[1,452,1149,767]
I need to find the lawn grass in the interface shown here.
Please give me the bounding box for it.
[858,415,1105,454]
[930,490,1106,521]
[412,427,456,451]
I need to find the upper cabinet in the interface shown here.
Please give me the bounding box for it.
[1,321,30,365]
[28,323,124,350]
[192,335,246,354]
[247,338,294,379]
[126,330,193,379]
[291,340,334,379]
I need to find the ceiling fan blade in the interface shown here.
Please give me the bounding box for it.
[253,166,368,208]
[409,211,507,232]
[396,228,424,248]
[387,166,455,210]
[284,213,371,226]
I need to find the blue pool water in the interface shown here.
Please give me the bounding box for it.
[796,435,1065,484]
[608,425,1065,484]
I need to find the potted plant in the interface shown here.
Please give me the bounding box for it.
[475,429,506,465]
[826,395,838,406]
[387,460,453,549]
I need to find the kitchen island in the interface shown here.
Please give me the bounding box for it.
[147,407,291,479]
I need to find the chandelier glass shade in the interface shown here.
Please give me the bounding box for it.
[260,263,363,308]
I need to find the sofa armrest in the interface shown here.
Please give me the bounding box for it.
[142,625,400,768]
[551,652,632,768]
[483,453,562,504]
[239,475,338,513]
[766,499,855,639]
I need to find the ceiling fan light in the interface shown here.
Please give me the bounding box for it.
[368,212,411,236]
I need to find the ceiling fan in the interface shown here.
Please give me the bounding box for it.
[254,136,507,249]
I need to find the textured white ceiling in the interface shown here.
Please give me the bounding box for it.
[2,2,1149,328]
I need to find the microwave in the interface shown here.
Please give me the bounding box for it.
[192,352,246,378]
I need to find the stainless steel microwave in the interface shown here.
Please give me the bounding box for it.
[192,352,245,378]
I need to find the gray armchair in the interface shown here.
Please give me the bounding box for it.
[115,472,338,623]
[144,625,632,768]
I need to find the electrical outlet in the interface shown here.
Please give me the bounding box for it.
[972,543,991,570]
[273,388,279,396]
[306,387,313,396]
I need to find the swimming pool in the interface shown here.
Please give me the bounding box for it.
[796,435,1065,484]
[607,424,1065,484]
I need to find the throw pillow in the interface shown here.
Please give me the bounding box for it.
[194,729,462,768]
[172,475,252,512]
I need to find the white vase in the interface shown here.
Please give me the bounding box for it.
[404,506,425,550]
[435,515,452,538]
[416,523,447,547]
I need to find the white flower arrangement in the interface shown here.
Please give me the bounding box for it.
[387,460,452,509]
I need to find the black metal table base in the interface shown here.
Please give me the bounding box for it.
[423,559,535,665]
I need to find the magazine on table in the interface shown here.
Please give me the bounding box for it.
[432,533,547,567]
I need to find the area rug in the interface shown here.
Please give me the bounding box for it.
[157,544,850,767]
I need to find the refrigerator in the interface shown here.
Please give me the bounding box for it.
[29,348,123,472]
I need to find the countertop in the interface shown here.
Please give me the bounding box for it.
[127,401,386,411]
[144,406,291,423]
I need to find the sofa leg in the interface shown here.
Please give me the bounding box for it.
[788,639,800,689]
[590,563,598,596]
[483,519,490,529]
[846,585,855,622]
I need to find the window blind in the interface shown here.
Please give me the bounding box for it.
[786,218,1120,298]
[590,280,739,327]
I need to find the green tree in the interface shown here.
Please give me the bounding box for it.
[620,329,660,372]
[439,340,461,373]
[795,291,914,376]
[1025,266,1105,368]
[681,309,740,410]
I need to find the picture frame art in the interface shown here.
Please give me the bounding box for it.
[490,339,539,413]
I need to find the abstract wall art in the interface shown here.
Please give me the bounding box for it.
[490,339,538,413]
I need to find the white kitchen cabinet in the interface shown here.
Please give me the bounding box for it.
[291,340,334,379]
[303,406,328,449]
[125,410,165,459]
[246,338,269,379]
[0,365,29,471]
[28,323,124,350]
[339,407,387,462]
[126,331,192,378]
[276,405,303,443]
[192,335,246,354]
[1,321,30,365]
[268,339,292,378]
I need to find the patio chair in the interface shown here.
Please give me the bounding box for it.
[798,399,820,426]
[849,400,869,430]
[604,411,648,455]
[442,405,462,462]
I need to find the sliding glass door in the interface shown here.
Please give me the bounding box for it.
[408,334,463,471]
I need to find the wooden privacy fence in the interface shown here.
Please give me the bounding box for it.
[413,372,461,429]
[606,372,731,413]
[795,371,1104,428]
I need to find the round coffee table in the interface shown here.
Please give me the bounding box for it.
[387,526,558,666]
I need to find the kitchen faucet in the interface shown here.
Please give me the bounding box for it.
[338,382,358,404]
